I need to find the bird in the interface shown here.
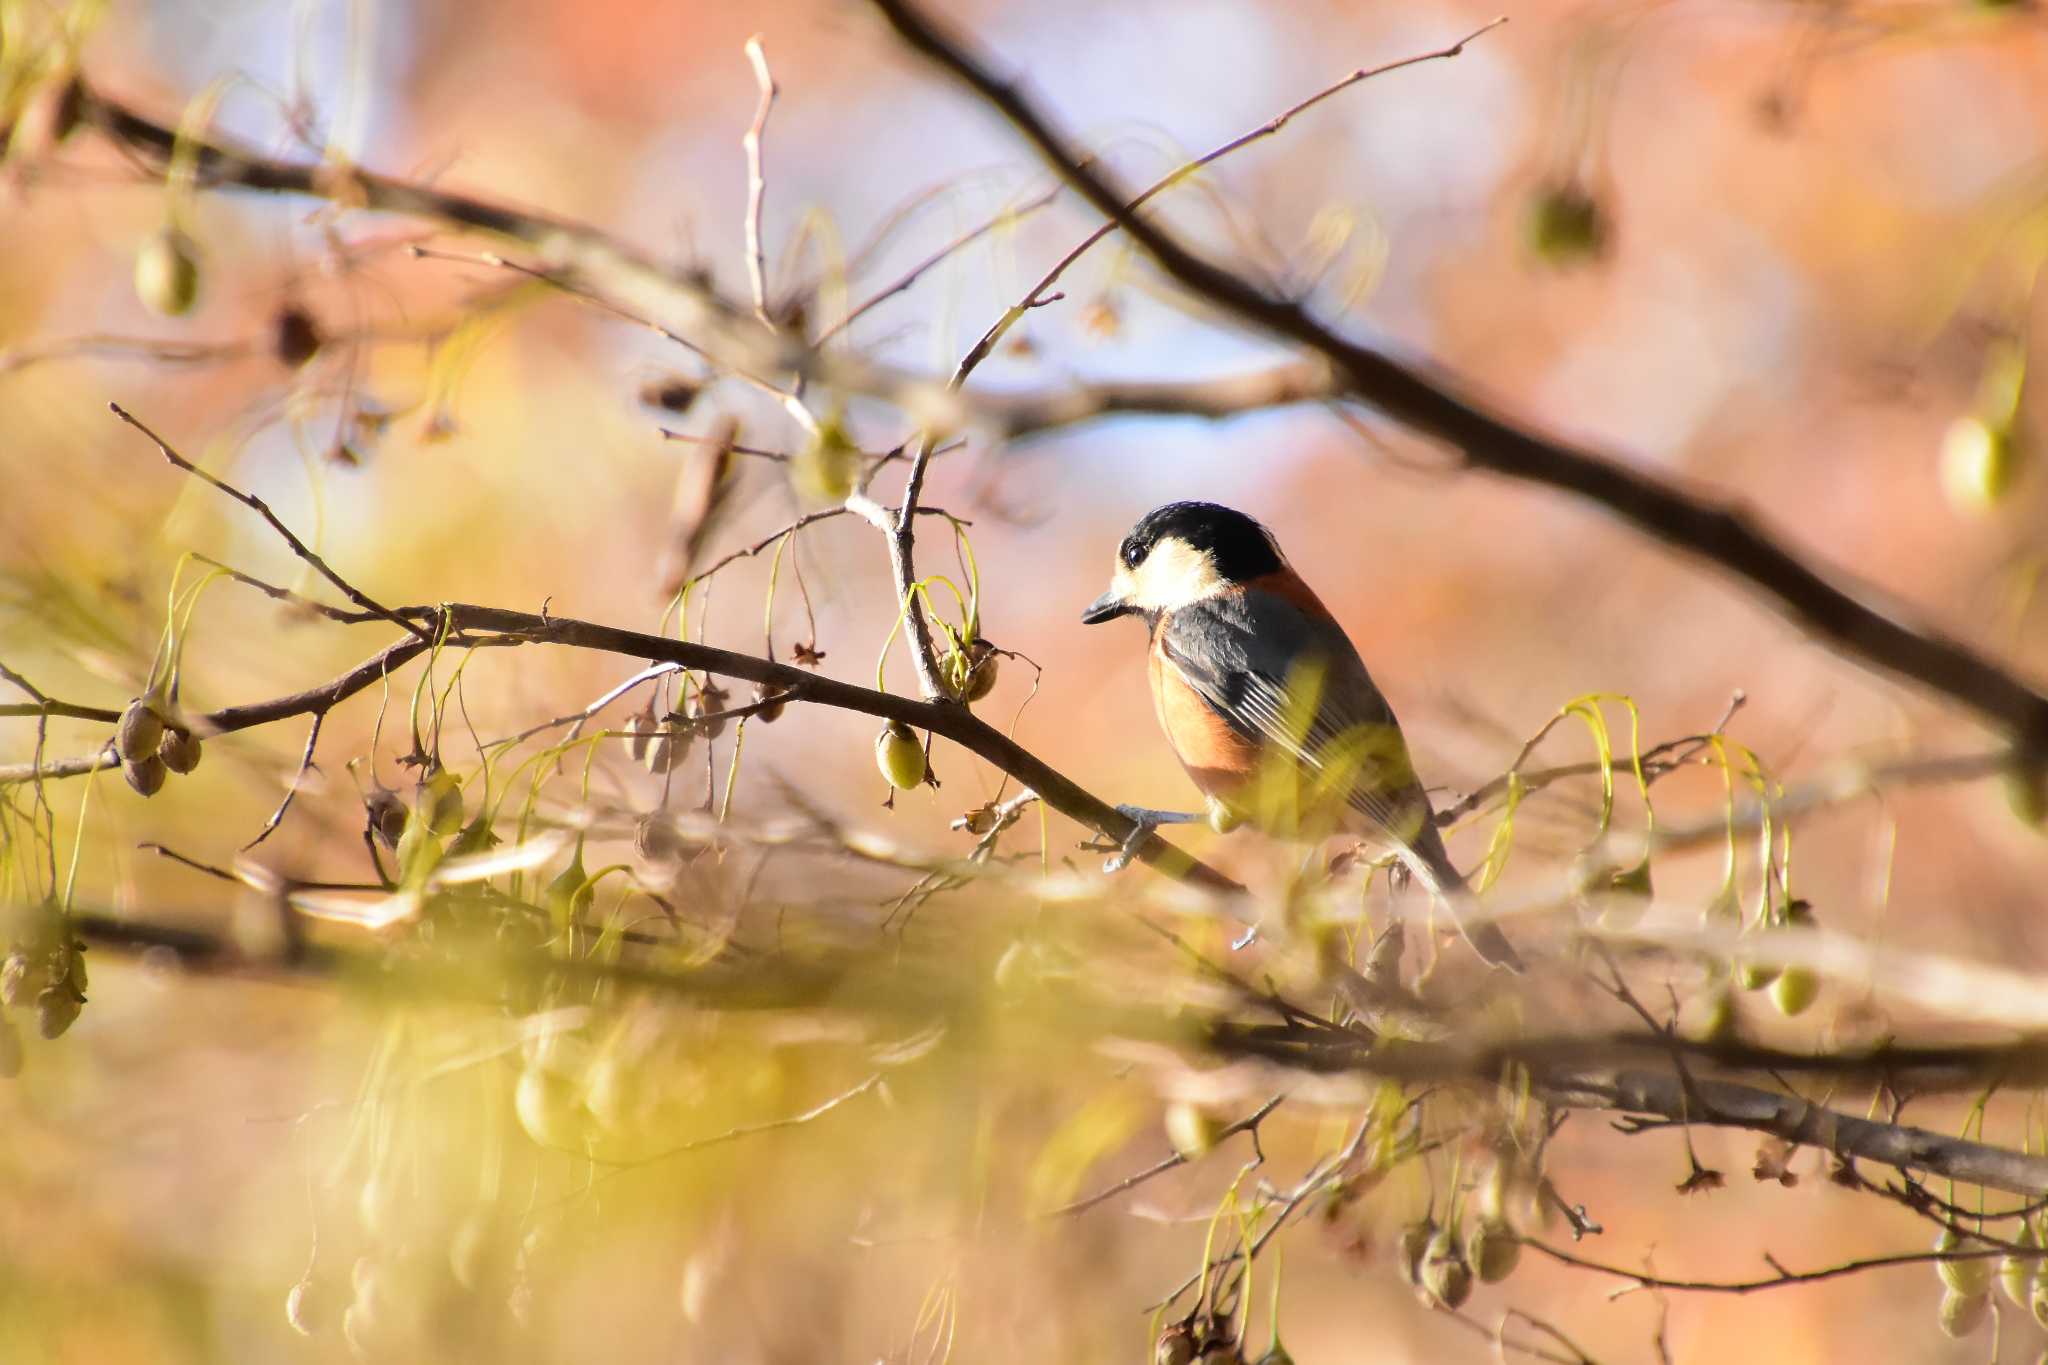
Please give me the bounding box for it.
[1080,500,1522,971]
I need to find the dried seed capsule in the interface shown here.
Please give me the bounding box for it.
[638,375,701,414]
[633,814,684,863]
[624,701,659,762]
[117,697,166,761]
[1396,1219,1435,1288]
[366,789,408,848]
[36,983,82,1039]
[643,730,677,774]
[123,754,168,797]
[875,721,926,790]
[273,305,322,367]
[944,638,1000,704]
[689,682,731,740]
[135,227,201,316]
[158,726,203,774]
[0,951,40,1007]
[1419,1226,1473,1308]
[1466,1218,1521,1283]
[752,684,785,724]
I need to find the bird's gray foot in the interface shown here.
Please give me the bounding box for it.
[1102,803,1199,873]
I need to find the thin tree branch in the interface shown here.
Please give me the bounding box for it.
[741,35,778,322]
[0,603,1238,891]
[109,403,428,640]
[1527,1235,2044,1296]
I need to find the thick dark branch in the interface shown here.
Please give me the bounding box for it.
[1548,1067,2048,1198]
[865,0,2048,754]
[1211,1024,2048,1196]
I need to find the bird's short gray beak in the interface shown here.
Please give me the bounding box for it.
[1080,588,1130,625]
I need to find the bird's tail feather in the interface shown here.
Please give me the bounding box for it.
[1402,824,1524,973]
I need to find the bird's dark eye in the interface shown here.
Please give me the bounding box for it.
[1120,538,1146,568]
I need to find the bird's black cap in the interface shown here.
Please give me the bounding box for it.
[1117,501,1283,583]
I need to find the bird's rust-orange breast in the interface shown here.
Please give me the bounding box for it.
[1149,625,1259,801]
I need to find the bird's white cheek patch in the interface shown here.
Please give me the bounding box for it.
[1124,541,1225,611]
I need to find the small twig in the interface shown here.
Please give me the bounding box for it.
[1050,1094,1287,1218]
[817,181,1063,344]
[953,16,1510,380]
[741,35,778,322]
[1527,1235,2046,1296]
[108,403,430,642]
[241,712,324,851]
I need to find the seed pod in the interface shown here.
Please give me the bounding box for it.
[135,227,201,316]
[65,943,86,995]
[394,814,443,887]
[0,1015,22,1080]
[1937,1228,1993,1297]
[752,684,785,724]
[1466,1218,1521,1283]
[690,682,731,740]
[117,697,166,761]
[643,731,677,774]
[514,1064,585,1149]
[1770,966,1819,1017]
[1732,957,1779,992]
[0,951,40,1007]
[943,638,1000,704]
[36,983,81,1039]
[875,721,926,789]
[1524,182,1609,267]
[624,699,658,763]
[2000,1223,2039,1308]
[1941,415,2021,514]
[1154,1322,1198,1365]
[633,814,684,863]
[638,375,702,414]
[1396,1219,1435,1288]
[273,305,322,367]
[123,754,168,797]
[1206,796,1242,835]
[1419,1227,1473,1309]
[792,419,858,502]
[418,767,463,835]
[1164,1101,1221,1160]
[2005,765,2048,830]
[366,789,408,849]
[158,726,203,774]
[1689,988,1735,1045]
[285,1274,332,1337]
[1938,1287,1990,1339]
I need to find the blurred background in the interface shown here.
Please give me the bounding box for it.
[2,0,2047,1360]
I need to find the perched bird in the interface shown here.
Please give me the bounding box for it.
[1081,501,1521,970]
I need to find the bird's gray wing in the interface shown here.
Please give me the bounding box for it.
[1156,586,1437,850]
[1159,587,1523,971]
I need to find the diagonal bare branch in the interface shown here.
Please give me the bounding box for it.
[863,0,2048,760]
